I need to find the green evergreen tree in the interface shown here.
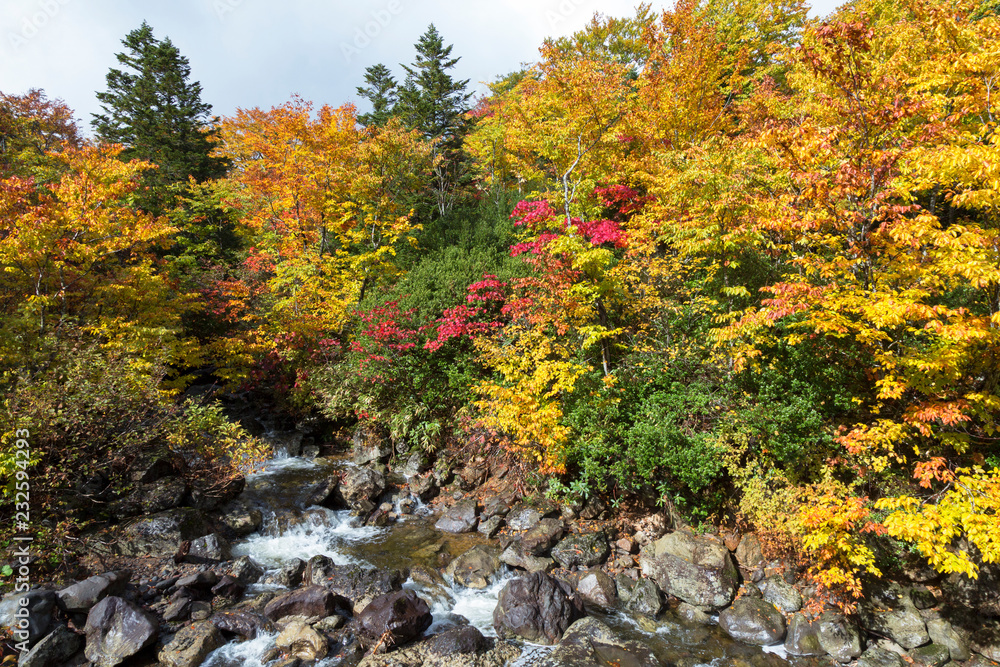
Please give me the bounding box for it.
[396,24,473,217]
[357,64,398,128]
[92,22,224,213]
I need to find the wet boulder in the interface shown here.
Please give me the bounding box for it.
[927,616,971,661]
[552,532,611,569]
[719,597,787,646]
[305,476,342,508]
[499,544,556,573]
[785,614,827,656]
[478,515,503,538]
[859,646,906,667]
[261,558,306,588]
[408,473,438,501]
[158,621,224,667]
[760,575,803,612]
[185,533,231,564]
[118,508,208,558]
[818,611,865,662]
[427,625,491,655]
[210,575,246,599]
[537,617,660,667]
[576,570,617,608]
[435,498,479,533]
[445,545,501,589]
[519,518,565,556]
[620,576,664,618]
[263,586,348,621]
[224,555,264,586]
[0,589,56,647]
[859,583,929,649]
[353,425,392,465]
[493,572,584,645]
[357,590,433,649]
[276,620,329,661]
[17,624,82,667]
[84,596,158,667]
[210,610,275,640]
[639,531,739,611]
[339,466,386,513]
[909,644,952,667]
[506,506,544,532]
[209,499,263,538]
[308,562,404,615]
[57,570,130,614]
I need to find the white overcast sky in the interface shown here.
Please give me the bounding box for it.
[1,0,842,134]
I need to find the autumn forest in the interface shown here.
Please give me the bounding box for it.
[2,0,1000,607]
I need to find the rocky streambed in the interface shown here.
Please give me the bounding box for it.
[3,426,1000,667]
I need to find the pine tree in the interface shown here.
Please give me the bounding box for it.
[396,24,473,217]
[357,64,398,128]
[93,22,224,213]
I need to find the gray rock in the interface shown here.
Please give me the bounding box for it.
[576,570,617,607]
[859,647,906,667]
[128,449,183,484]
[678,601,712,624]
[493,572,583,645]
[785,614,827,656]
[306,562,404,615]
[719,597,787,646]
[263,586,346,621]
[357,590,432,649]
[118,508,208,557]
[136,476,188,514]
[408,473,438,501]
[818,611,865,663]
[760,575,802,612]
[186,533,231,564]
[427,625,490,655]
[551,532,610,569]
[909,643,952,667]
[339,466,386,513]
[943,561,1000,618]
[477,515,503,538]
[353,426,392,465]
[459,463,488,491]
[276,620,328,661]
[210,499,263,538]
[57,571,130,614]
[909,585,937,610]
[446,545,501,589]
[188,475,245,511]
[506,506,543,531]
[210,610,275,640]
[435,498,478,533]
[860,583,930,649]
[519,518,564,556]
[83,596,158,667]
[537,617,660,667]
[624,577,664,618]
[261,558,306,588]
[305,476,342,508]
[970,623,1000,662]
[158,621,224,667]
[225,555,264,586]
[735,533,765,578]
[927,616,970,661]
[482,495,511,519]
[499,544,555,573]
[639,531,738,610]
[17,624,82,667]
[1,589,56,648]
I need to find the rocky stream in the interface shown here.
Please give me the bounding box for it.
[3,425,1000,667]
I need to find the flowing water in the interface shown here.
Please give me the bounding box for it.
[200,448,815,667]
